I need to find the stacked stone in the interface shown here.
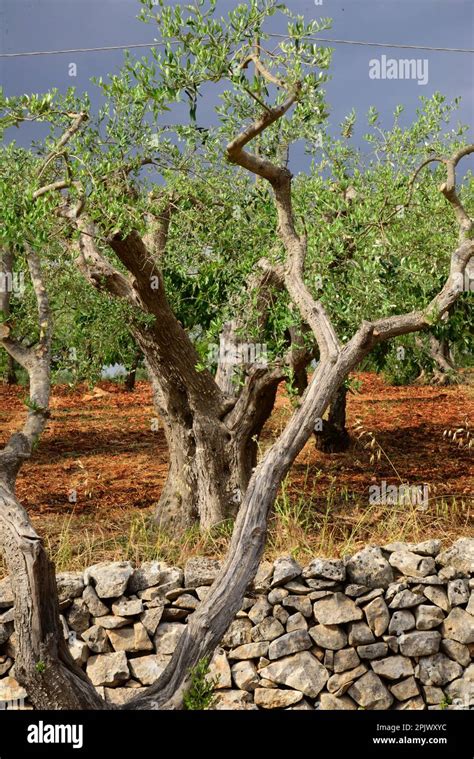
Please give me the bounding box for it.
[0,538,473,710]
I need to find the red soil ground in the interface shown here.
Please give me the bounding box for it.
[0,372,472,567]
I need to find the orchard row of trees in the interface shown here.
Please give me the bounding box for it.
[0,0,472,709]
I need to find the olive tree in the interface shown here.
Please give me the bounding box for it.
[0,0,472,710]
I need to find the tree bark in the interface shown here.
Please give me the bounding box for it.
[0,246,107,710]
[145,349,281,529]
[124,350,141,392]
[314,382,350,453]
[6,354,18,385]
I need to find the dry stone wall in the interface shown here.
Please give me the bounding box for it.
[0,538,473,710]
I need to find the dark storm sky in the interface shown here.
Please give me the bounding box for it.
[1,0,473,171]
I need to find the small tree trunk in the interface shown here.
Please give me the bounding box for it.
[6,354,18,385]
[429,334,457,384]
[415,333,457,385]
[314,383,350,453]
[124,350,141,392]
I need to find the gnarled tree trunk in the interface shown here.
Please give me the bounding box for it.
[0,246,107,710]
[145,345,282,529]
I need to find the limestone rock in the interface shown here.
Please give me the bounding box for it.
[68,636,90,665]
[371,655,414,680]
[306,579,340,590]
[82,625,112,654]
[286,612,308,633]
[85,562,134,599]
[355,588,384,606]
[171,593,199,611]
[333,648,360,673]
[447,579,470,607]
[0,623,12,647]
[444,664,474,706]
[195,586,210,601]
[207,648,231,689]
[389,676,419,701]
[221,619,253,648]
[309,624,347,651]
[253,562,273,592]
[211,689,256,710]
[229,642,269,660]
[466,593,474,615]
[394,696,426,710]
[284,581,310,594]
[110,596,143,617]
[423,685,444,705]
[441,639,471,667]
[259,677,278,689]
[93,615,129,630]
[138,567,183,599]
[348,671,393,710]
[384,635,399,654]
[271,556,302,587]
[357,643,388,660]
[389,550,435,578]
[389,590,424,609]
[86,651,130,687]
[282,595,312,618]
[346,547,393,589]
[313,593,363,625]
[254,688,303,709]
[56,572,84,603]
[251,616,285,642]
[348,621,375,646]
[231,661,259,691]
[388,610,416,636]
[0,676,27,703]
[184,557,221,587]
[248,596,272,625]
[319,693,357,710]
[107,622,153,653]
[83,585,109,617]
[65,599,91,635]
[416,653,463,686]
[345,584,370,598]
[410,540,442,557]
[441,607,474,644]
[273,605,289,626]
[302,558,345,582]
[261,651,329,698]
[267,588,288,605]
[154,622,185,655]
[104,687,147,706]
[327,664,367,695]
[437,538,474,575]
[364,597,390,636]
[128,561,163,593]
[268,630,312,660]
[140,606,164,636]
[0,608,14,624]
[399,631,441,657]
[415,605,445,631]
[128,654,170,685]
[423,585,450,612]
